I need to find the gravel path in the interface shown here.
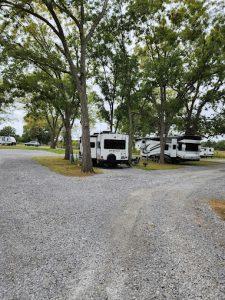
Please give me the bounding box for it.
[0,150,224,300]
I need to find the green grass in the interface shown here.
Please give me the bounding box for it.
[0,143,78,155]
[135,158,220,171]
[33,156,101,177]
[214,151,225,159]
[135,160,182,171]
[181,160,220,167]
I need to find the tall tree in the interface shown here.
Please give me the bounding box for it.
[131,0,184,163]
[92,0,140,162]
[0,23,79,159]
[0,0,109,172]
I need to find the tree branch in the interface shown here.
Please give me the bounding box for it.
[86,0,109,42]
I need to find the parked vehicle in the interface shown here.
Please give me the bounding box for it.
[137,135,201,163]
[24,141,40,147]
[200,147,214,158]
[0,136,16,146]
[80,131,129,166]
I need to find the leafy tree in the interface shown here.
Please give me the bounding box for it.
[0,23,79,159]
[92,1,140,162]
[0,125,16,137]
[0,0,109,173]
[24,101,63,149]
[131,0,184,163]
[22,114,50,144]
[174,1,225,136]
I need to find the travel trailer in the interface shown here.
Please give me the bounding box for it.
[80,131,129,166]
[137,135,201,162]
[0,136,16,146]
[200,147,214,158]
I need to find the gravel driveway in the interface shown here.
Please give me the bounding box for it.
[0,150,224,300]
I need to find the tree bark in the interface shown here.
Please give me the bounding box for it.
[79,19,93,173]
[128,101,133,164]
[50,135,57,149]
[80,88,93,172]
[63,115,73,160]
[159,86,166,164]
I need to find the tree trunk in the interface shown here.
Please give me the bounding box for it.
[159,86,166,164]
[64,117,73,160]
[128,102,133,164]
[50,136,57,149]
[110,102,114,132]
[49,129,57,149]
[80,89,93,172]
[79,28,93,173]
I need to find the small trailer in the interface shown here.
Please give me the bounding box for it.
[80,131,129,166]
[136,135,201,163]
[0,136,16,146]
[200,147,214,158]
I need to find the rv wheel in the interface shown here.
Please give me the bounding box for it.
[107,154,117,167]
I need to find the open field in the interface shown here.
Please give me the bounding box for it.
[0,149,224,299]
[33,156,101,177]
[0,143,79,155]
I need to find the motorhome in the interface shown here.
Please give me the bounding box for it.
[137,135,201,162]
[200,147,214,158]
[80,131,129,166]
[0,136,16,146]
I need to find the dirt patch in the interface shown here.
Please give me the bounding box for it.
[209,200,225,220]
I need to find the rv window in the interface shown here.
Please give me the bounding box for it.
[104,139,126,150]
[173,145,177,150]
[186,143,199,152]
[90,142,95,148]
[165,144,169,150]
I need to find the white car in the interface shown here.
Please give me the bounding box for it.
[24,141,40,147]
[0,136,17,145]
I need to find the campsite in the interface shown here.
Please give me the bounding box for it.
[0,1,225,299]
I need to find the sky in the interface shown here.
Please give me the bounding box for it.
[0,103,24,135]
[0,103,108,139]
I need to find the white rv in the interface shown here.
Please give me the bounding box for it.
[137,135,201,162]
[200,147,214,158]
[0,136,16,146]
[80,131,129,166]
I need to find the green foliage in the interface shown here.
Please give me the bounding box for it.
[22,114,50,144]
[202,140,225,151]
[0,126,16,137]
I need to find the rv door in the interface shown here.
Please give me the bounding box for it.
[171,139,177,157]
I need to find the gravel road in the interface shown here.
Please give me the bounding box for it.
[0,150,224,300]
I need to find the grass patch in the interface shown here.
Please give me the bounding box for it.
[135,158,220,171]
[135,160,182,171]
[214,151,225,159]
[33,156,101,177]
[209,200,225,220]
[0,144,78,155]
[181,160,219,167]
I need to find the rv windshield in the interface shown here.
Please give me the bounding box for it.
[104,139,126,150]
